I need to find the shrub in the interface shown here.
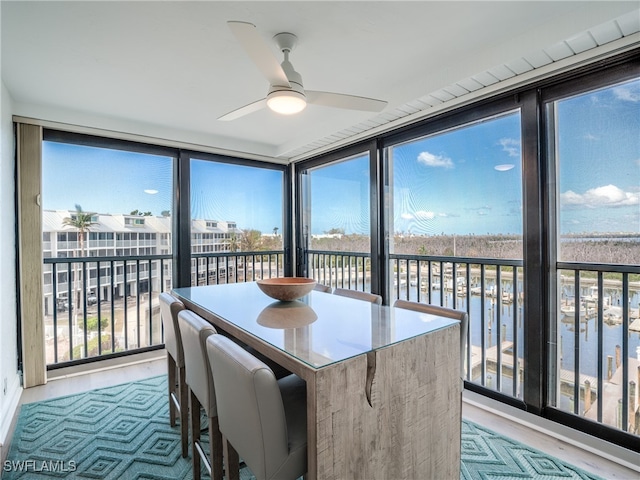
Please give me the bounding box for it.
[78,316,110,332]
[72,334,113,359]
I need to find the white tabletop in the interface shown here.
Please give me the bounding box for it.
[173,282,457,370]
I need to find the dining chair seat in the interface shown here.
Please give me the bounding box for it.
[206,334,307,480]
[178,309,224,480]
[159,292,188,458]
[393,299,469,380]
[333,287,382,305]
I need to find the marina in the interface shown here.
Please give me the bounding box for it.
[313,262,640,435]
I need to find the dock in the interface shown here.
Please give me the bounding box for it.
[469,342,639,433]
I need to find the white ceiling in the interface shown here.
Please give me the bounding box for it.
[2,1,639,163]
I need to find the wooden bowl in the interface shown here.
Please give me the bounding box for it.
[256,277,316,302]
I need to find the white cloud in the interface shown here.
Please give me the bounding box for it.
[415,211,436,220]
[499,138,521,158]
[560,184,639,208]
[417,151,453,168]
[400,213,414,220]
[495,164,514,171]
[613,84,640,103]
[583,133,598,141]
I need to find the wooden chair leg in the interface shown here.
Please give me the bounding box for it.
[209,416,224,480]
[190,390,202,480]
[223,436,240,480]
[178,366,189,458]
[167,355,177,426]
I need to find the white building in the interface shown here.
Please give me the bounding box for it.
[42,210,240,315]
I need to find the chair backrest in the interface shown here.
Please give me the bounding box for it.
[313,283,332,293]
[206,334,290,480]
[178,310,218,415]
[333,288,382,305]
[159,292,186,367]
[393,299,469,379]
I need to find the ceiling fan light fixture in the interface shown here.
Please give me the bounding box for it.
[267,90,307,115]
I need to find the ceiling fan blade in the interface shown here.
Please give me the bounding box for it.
[218,98,267,121]
[306,91,387,112]
[227,21,290,88]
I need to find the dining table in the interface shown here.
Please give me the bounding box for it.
[172,281,461,480]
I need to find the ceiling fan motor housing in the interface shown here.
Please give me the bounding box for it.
[266,51,307,114]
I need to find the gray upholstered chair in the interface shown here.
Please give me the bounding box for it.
[313,283,332,293]
[206,334,308,480]
[159,292,188,457]
[177,310,223,480]
[333,287,382,305]
[393,299,469,380]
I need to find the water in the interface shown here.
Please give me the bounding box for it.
[393,280,640,381]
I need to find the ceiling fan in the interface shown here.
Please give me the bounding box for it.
[218,21,388,121]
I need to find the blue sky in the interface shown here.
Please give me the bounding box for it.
[42,143,174,217]
[43,80,638,237]
[556,79,640,235]
[190,159,283,233]
[306,113,524,236]
[309,79,639,236]
[43,146,284,233]
[308,156,371,235]
[390,112,523,236]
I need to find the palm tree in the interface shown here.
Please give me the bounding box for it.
[62,205,96,309]
[227,232,240,252]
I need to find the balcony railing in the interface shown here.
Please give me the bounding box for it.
[305,250,640,437]
[555,261,640,435]
[43,250,285,368]
[42,249,639,436]
[306,250,373,291]
[191,251,285,286]
[390,253,524,398]
[44,254,173,367]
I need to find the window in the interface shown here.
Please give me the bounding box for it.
[388,113,522,254]
[41,133,175,363]
[386,111,524,398]
[300,151,374,291]
[189,157,286,285]
[125,217,145,226]
[546,77,640,435]
[554,80,639,264]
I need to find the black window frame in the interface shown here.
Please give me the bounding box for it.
[293,50,640,450]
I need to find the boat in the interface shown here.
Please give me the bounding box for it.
[581,286,612,307]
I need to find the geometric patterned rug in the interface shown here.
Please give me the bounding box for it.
[4,376,603,479]
[460,421,603,480]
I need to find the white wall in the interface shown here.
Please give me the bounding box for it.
[0,78,21,454]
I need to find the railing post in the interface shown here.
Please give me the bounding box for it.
[584,379,591,414]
